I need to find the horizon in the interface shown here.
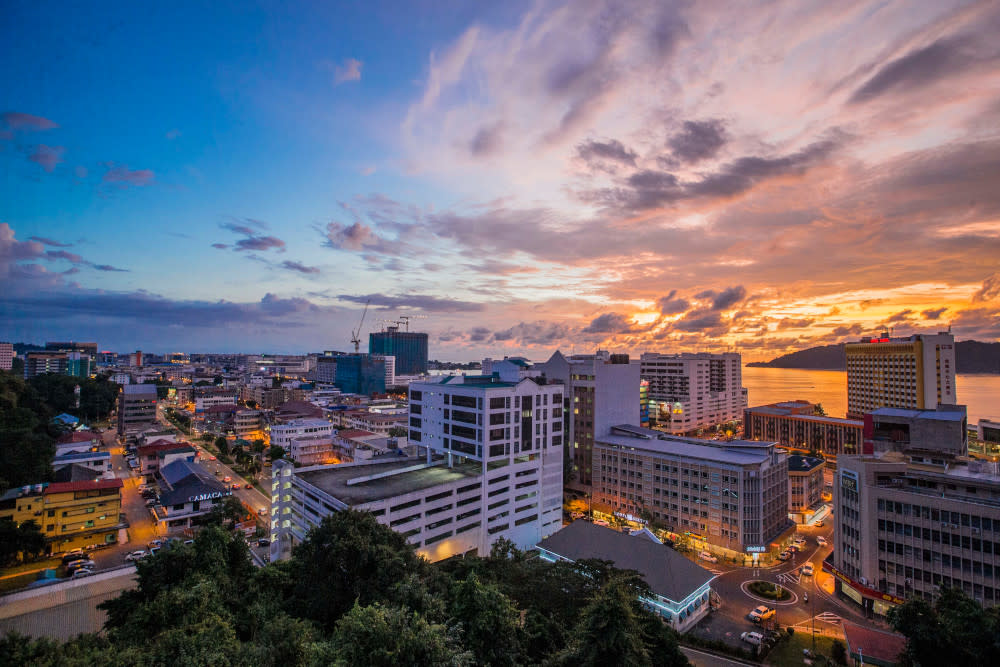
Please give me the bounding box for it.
[3,1,999,362]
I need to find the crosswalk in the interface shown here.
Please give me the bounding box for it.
[814,612,842,624]
[777,572,801,586]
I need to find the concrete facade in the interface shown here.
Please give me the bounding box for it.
[640,352,746,435]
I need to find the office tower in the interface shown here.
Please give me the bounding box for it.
[117,384,158,435]
[593,425,790,558]
[369,326,428,375]
[45,341,98,356]
[24,352,69,379]
[270,373,564,563]
[845,332,956,418]
[0,342,13,371]
[315,353,341,383]
[534,350,640,494]
[334,354,388,395]
[640,352,746,434]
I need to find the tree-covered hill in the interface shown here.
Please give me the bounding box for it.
[748,340,1000,373]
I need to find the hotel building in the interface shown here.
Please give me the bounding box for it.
[640,352,746,435]
[270,374,564,563]
[744,400,863,457]
[845,332,956,419]
[592,424,791,559]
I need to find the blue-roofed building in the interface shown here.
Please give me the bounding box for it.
[52,413,80,428]
[593,424,793,562]
[152,460,233,531]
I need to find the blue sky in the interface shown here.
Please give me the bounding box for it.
[2,1,999,358]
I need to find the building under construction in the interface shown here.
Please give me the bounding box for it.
[369,325,428,375]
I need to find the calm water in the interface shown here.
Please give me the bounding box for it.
[742,367,1000,424]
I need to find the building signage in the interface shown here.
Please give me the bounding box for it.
[187,491,228,503]
[746,546,766,553]
[841,470,858,492]
[614,512,647,525]
[823,560,904,605]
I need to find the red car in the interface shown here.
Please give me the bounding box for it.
[244,483,252,489]
[232,483,241,490]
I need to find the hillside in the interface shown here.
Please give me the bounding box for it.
[747,340,1000,374]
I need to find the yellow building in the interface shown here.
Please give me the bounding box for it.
[0,479,124,554]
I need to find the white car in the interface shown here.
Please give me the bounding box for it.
[741,631,764,646]
[71,568,95,579]
[792,537,806,546]
[801,563,815,576]
[698,551,718,563]
[125,550,148,562]
[816,536,828,546]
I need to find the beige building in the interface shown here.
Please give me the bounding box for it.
[845,332,956,418]
[787,455,825,523]
[744,400,862,457]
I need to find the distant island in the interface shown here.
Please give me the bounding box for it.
[747,340,1000,374]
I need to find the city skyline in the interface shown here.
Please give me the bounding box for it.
[2,0,999,359]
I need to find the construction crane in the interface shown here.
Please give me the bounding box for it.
[397,314,426,331]
[350,300,370,353]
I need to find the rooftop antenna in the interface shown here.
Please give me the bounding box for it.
[350,299,370,353]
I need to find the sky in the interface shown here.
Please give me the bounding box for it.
[1,0,999,361]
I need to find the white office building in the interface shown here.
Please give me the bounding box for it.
[270,374,564,563]
[269,418,335,453]
[640,352,746,435]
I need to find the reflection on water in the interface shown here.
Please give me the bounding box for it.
[742,367,1000,424]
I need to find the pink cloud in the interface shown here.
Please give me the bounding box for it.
[2,112,58,131]
[103,165,155,186]
[29,145,65,172]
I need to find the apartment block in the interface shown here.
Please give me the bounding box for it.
[534,350,639,493]
[0,479,124,554]
[269,418,335,452]
[640,352,746,435]
[270,374,564,563]
[117,384,158,435]
[593,424,791,558]
[194,387,237,413]
[846,332,957,418]
[0,342,13,371]
[744,400,863,457]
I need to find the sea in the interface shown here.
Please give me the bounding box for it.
[742,367,1000,424]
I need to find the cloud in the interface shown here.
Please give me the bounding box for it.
[468,326,492,343]
[666,119,727,163]
[974,273,1000,302]
[2,112,58,131]
[668,308,726,334]
[360,165,377,176]
[337,293,485,312]
[776,318,815,330]
[45,250,85,263]
[217,221,285,253]
[234,236,285,252]
[280,260,321,274]
[492,321,572,346]
[859,299,884,310]
[29,236,72,248]
[333,58,363,84]
[577,139,638,167]
[831,324,864,337]
[470,122,504,157]
[28,145,65,172]
[93,264,128,272]
[103,164,154,186]
[922,307,948,320]
[886,309,914,323]
[695,285,747,311]
[74,166,88,179]
[581,312,638,334]
[211,243,229,250]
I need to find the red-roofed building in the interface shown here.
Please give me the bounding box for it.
[54,430,100,457]
[842,621,907,666]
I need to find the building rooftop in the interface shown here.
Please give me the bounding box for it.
[44,479,123,495]
[56,431,99,444]
[53,451,110,462]
[787,455,825,472]
[122,384,157,396]
[842,621,907,667]
[599,430,770,465]
[536,521,716,604]
[872,406,966,422]
[297,459,480,506]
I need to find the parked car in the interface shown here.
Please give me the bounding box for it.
[801,563,815,576]
[208,456,217,461]
[257,507,268,516]
[570,511,585,520]
[816,536,828,546]
[223,476,232,482]
[71,568,95,579]
[232,483,241,490]
[183,539,195,545]
[125,550,148,562]
[787,544,800,553]
[741,631,764,646]
[62,550,86,564]
[244,483,253,489]
[66,559,96,572]
[815,520,825,527]
[593,519,610,527]
[149,546,161,556]
[749,605,776,623]
[147,539,163,549]
[698,551,718,563]
[257,539,270,547]
[777,551,792,561]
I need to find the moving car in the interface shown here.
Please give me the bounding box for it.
[257,508,268,516]
[71,568,95,579]
[208,456,216,461]
[777,551,792,561]
[801,563,814,576]
[816,536,828,546]
[749,605,776,623]
[125,550,148,562]
[244,483,253,489]
[223,476,232,482]
[232,483,241,490]
[66,559,96,572]
[741,631,764,646]
[815,520,825,527]
[698,551,718,563]
[148,539,163,549]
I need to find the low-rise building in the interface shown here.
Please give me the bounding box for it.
[194,387,237,413]
[342,411,408,435]
[53,451,112,475]
[744,401,863,457]
[593,424,791,561]
[537,520,716,632]
[270,418,334,451]
[137,441,197,476]
[153,460,234,531]
[787,455,825,524]
[288,434,341,466]
[54,431,100,457]
[0,479,124,554]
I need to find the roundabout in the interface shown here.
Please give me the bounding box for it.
[741,579,799,605]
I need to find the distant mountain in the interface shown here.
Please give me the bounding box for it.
[747,340,1000,374]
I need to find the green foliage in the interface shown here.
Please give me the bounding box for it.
[830,638,846,664]
[29,373,118,422]
[0,369,56,491]
[215,436,230,456]
[268,445,286,461]
[13,508,689,667]
[387,426,408,438]
[0,518,47,566]
[889,587,1000,666]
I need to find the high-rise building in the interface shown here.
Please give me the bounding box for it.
[24,352,69,379]
[845,332,957,418]
[269,373,564,563]
[640,352,746,434]
[315,352,342,383]
[592,424,791,560]
[369,326,428,375]
[787,454,825,524]
[0,342,13,371]
[117,384,158,435]
[335,354,388,395]
[45,341,98,356]
[534,350,640,493]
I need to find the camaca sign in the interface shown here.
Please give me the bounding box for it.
[187,491,229,502]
